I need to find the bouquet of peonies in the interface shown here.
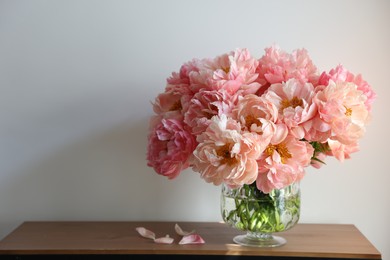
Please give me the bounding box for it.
[146,45,375,193]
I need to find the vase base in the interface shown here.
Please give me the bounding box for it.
[233,234,286,247]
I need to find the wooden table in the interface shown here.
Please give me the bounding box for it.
[0,221,382,259]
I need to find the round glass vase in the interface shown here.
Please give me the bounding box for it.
[221,182,300,247]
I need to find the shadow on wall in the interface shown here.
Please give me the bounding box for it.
[0,117,219,239]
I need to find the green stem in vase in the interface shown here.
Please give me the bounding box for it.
[223,182,300,233]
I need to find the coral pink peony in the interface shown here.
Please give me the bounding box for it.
[153,92,184,115]
[159,59,201,115]
[314,80,369,145]
[256,45,319,95]
[184,90,234,135]
[327,139,359,162]
[233,94,278,150]
[300,116,332,143]
[189,48,261,96]
[167,59,200,89]
[319,65,376,111]
[256,134,314,193]
[191,115,262,187]
[146,114,197,179]
[263,79,317,139]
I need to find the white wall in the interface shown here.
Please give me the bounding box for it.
[1,0,389,258]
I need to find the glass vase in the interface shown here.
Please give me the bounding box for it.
[221,182,300,247]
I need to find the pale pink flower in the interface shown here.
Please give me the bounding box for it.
[190,115,262,187]
[300,116,332,143]
[353,74,376,112]
[263,79,317,139]
[256,134,314,193]
[234,94,279,128]
[147,114,197,179]
[221,48,261,95]
[233,94,278,151]
[256,45,319,95]
[189,48,261,95]
[154,76,194,116]
[327,139,359,162]
[153,92,184,115]
[158,59,201,115]
[187,58,216,93]
[314,80,369,145]
[167,59,201,88]
[188,55,235,93]
[319,65,376,111]
[184,90,234,135]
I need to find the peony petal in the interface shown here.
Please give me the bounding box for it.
[271,123,288,144]
[155,235,174,244]
[135,227,156,240]
[179,234,206,245]
[174,223,195,236]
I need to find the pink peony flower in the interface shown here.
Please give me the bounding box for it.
[153,92,184,115]
[190,115,262,187]
[147,45,375,193]
[319,64,376,111]
[233,94,279,150]
[184,90,234,136]
[158,59,202,114]
[256,134,314,193]
[314,80,369,145]
[300,116,332,143]
[223,48,262,95]
[167,59,201,88]
[189,48,261,96]
[327,139,359,162]
[256,45,319,95]
[146,113,197,179]
[263,79,317,139]
[154,67,196,115]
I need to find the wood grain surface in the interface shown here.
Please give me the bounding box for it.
[0,221,382,259]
